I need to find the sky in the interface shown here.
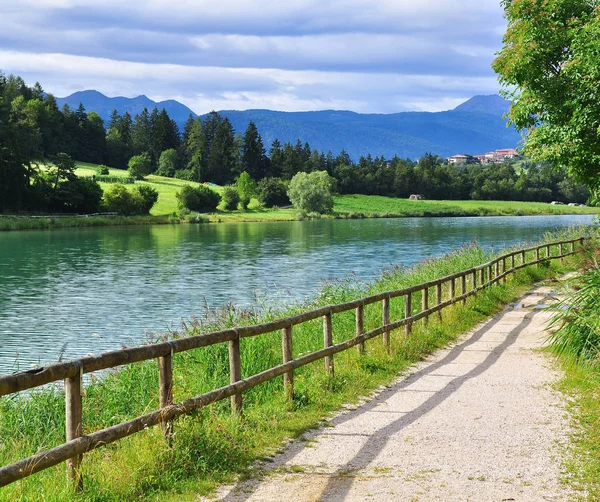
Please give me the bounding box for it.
[0,0,508,114]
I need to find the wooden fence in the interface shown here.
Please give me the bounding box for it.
[0,237,585,489]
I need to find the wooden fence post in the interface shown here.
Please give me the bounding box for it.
[511,253,515,269]
[229,333,243,415]
[502,258,507,284]
[536,247,540,262]
[356,303,365,354]
[158,349,174,443]
[461,274,466,305]
[436,282,442,321]
[479,267,484,286]
[494,261,499,282]
[382,296,391,352]
[449,278,455,303]
[405,293,412,336]
[282,325,294,402]
[488,264,493,283]
[472,270,477,292]
[65,363,83,490]
[571,241,575,253]
[323,311,334,376]
[421,287,429,327]
[521,250,526,264]
[546,244,551,258]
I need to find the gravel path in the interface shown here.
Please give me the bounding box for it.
[206,283,572,502]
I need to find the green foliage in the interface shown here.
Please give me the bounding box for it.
[236,171,257,210]
[176,185,221,213]
[156,148,178,178]
[173,169,196,181]
[548,266,600,365]
[127,153,152,180]
[493,0,600,189]
[287,170,334,214]
[95,164,110,176]
[221,185,240,210]
[102,184,159,215]
[257,177,289,207]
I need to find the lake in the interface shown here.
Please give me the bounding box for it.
[0,214,595,374]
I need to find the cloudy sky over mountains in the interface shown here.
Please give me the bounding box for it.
[0,0,507,113]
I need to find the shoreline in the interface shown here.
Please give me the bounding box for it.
[1,202,598,232]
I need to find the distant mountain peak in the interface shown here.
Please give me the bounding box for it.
[453,95,510,116]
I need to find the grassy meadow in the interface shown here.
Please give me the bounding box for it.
[0,228,592,501]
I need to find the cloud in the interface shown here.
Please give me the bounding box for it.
[0,0,507,113]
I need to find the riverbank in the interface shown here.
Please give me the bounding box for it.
[2,195,598,231]
[0,228,594,500]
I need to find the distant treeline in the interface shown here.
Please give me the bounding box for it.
[0,72,590,213]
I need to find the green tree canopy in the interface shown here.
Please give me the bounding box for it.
[493,0,600,189]
[287,170,334,214]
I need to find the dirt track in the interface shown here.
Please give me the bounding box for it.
[205,283,572,502]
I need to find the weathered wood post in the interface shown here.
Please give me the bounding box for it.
[521,250,526,264]
[405,293,412,336]
[356,303,365,354]
[536,246,540,262]
[511,253,515,270]
[472,270,477,292]
[436,282,442,321]
[282,324,294,401]
[382,296,391,352]
[571,241,575,253]
[461,274,467,305]
[228,332,243,415]
[323,311,334,376]
[502,258,507,284]
[488,263,493,283]
[449,278,455,303]
[546,244,551,258]
[479,267,484,286]
[65,363,83,490]
[494,261,499,282]
[158,348,174,443]
[560,242,565,263]
[421,287,429,326]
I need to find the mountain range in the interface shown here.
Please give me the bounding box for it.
[56,91,520,160]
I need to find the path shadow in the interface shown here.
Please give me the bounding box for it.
[220,309,533,502]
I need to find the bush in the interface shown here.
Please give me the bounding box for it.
[287,171,334,214]
[96,165,110,176]
[257,177,289,208]
[176,185,220,213]
[174,169,196,181]
[102,184,159,215]
[236,172,257,210]
[222,185,240,210]
[128,153,152,180]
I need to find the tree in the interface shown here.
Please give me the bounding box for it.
[241,121,267,179]
[157,148,178,177]
[493,0,600,189]
[236,171,257,209]
[176,185,220,212]
[287,171,334,214]
[128,153,152,180]
[257,177,289,207]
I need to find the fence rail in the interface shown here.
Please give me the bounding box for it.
[0,237,585,489]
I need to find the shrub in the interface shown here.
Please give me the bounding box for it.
[102,184,159,215]
[96,165,110,176]
[236,172,257,210]
[176,185,220,213]
[222,185,240,210]
[257,177,289,207]
[128,153,152,180]
[287,171,334,214]
[174,169,196,181]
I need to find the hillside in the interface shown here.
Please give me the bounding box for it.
[56,92,521,160]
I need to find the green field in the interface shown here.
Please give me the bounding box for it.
[41,161,600,223]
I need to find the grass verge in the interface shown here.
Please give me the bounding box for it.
[0,228,592,501]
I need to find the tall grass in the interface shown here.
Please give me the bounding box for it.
[0,228,592,500]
